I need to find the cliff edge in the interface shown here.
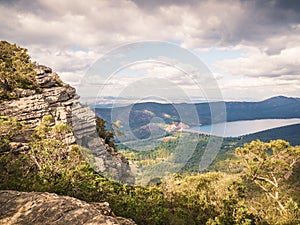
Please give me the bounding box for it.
[0,65,134,184]
[0,190,136,225]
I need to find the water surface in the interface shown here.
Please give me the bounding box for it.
[188,118,300,137]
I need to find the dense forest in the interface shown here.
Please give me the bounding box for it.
[1,41,300,225]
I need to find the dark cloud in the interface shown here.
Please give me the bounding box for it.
[131,0,300,53]
[275,0,300,13]
[133,0,300,20]
[1,0,299,51]
[132,0,197,9]
[251,0,300,23]
[0,0,41,12]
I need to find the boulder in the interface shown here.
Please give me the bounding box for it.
[0,190,136,225]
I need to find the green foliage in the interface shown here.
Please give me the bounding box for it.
[236,140,300,202]
[120,132,241,174]
[286,160,300,205]
[0,116,24,150]
[120,137,178,166]
[159,173,258,225]
[0,40,38,101]
[0,151,36,190]
[108,185,170,224]
[207,181,257,225]
[95,116,115,148]
[236,140,300,224]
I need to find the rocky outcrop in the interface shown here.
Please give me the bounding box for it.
[0,66,76,137]
[0,65,134,184]
[0,190,136,225]
[72,103,134,184]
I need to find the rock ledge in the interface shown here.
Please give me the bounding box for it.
[0,190,136,225]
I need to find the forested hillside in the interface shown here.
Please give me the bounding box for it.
[241,123,300,146]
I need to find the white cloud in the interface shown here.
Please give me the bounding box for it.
[27,47,101,85]
[215,45,300,78]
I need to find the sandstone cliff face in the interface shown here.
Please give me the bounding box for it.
[0,190,136,225]
[0,65,77,143]
[72,103,134,184]
[0,65,134,184]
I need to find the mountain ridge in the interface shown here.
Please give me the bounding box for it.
[94,95,300,107]
[95,96,300,135]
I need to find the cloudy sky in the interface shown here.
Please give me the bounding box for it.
[1,0,300,102]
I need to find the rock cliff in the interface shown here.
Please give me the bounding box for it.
[0,65,134,184]
[0,190,136,225]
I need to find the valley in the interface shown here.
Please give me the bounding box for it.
[95,96,300,185]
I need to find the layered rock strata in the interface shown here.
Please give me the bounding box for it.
[0,65,134,184]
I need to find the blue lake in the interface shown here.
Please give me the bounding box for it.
[188,118,300,137]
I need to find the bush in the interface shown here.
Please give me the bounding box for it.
[0,40,38,101]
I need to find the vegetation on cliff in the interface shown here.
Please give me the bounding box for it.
[96,116,116,148]
[0,41,38,101]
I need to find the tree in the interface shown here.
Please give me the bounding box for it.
[95,116,116,147]
[0,40,38,100]
[30,115,73,171]
[235,140,300,214]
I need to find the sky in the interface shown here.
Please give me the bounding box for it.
[0,0,300,102]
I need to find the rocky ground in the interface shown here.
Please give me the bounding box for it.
[0,190,136,225]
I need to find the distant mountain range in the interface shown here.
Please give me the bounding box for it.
[95,96,300,127]
[225,96,300,122]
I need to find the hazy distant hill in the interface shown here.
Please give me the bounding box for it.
[225,96,300,122]
[241,123,300,146]
[95,96,300,128]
